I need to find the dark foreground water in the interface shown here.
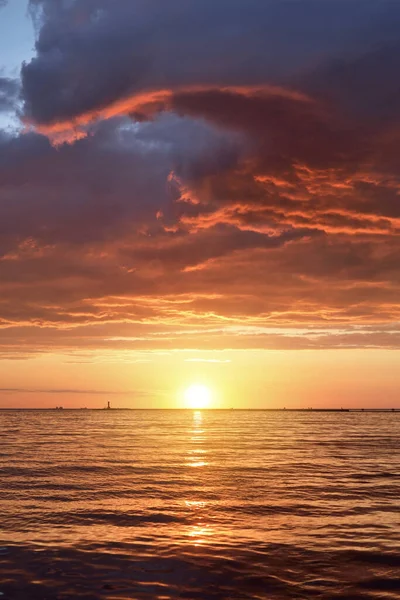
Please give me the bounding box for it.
[0,410,400,599]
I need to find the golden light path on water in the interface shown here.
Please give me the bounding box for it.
[185,411,213,547]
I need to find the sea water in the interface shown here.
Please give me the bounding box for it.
[0,409,399,599]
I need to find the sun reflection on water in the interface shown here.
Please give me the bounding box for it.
[187,524,214,547]
[185,411,209,468]
[183,411,215,547]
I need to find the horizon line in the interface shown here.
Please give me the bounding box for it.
[1,407,400,412]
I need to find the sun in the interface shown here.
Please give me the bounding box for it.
[184,384,212,409]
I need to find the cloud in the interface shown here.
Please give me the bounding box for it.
[184,359,231,363]
[21,1,394,127]
[0,387,127,395]
[0,0,398,354]
[126,224,322,272]
[0,77,18,112]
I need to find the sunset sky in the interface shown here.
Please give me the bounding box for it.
[0,0,400,408]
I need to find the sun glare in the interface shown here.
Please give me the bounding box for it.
[184,384,212,409]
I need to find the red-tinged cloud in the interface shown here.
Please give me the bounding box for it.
[0,0,399,354]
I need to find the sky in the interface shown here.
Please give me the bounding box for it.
[0,0,400,408]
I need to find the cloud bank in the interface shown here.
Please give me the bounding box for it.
[0,0,399,354]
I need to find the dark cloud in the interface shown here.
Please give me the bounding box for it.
[22,1,393,128]
[169,87,367,171]
[0,114,239,249]
[0,77,18,112]
[126,224,322,271]
[307,41,400,124]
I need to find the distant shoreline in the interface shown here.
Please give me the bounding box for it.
[0,408,400,413]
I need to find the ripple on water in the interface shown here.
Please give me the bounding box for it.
[0,409,399,599]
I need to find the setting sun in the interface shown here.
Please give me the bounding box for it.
[184,385,212,409]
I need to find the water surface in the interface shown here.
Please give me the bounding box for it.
[1,409,399,598]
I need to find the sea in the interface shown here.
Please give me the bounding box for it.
[0,409,399,599]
